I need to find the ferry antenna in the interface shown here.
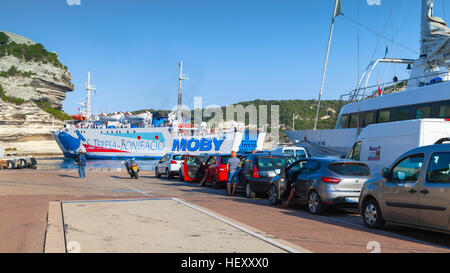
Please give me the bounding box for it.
[178,60,189,121]
[85,71,96,120]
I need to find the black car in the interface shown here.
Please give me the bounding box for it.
[236,153,294,198]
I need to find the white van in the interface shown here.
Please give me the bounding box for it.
[271,146,309,159]
[346,119,450,176]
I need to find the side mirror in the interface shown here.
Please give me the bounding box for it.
[340,155,346,159]
[381,167,390,179]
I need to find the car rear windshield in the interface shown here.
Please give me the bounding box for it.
[197,156,210,163]
[173,155,184,160]
[257,157,286,168]
[220,156,231,164]
[328,163,370,176]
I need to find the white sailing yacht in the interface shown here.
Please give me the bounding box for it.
[286,0,450,156]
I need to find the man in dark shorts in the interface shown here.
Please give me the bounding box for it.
[227,151,240,196]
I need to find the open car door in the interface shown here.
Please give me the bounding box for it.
[183,155,206,182]
[279,158,306,198]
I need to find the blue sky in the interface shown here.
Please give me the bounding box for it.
[1,0,447,114]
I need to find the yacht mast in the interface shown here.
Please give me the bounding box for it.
[313,0,341,130]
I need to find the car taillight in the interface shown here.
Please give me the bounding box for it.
[253,165,260,178]
[171,160,177,164]
[321,177,341,183]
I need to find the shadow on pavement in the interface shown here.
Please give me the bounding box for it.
[58,174,79,179]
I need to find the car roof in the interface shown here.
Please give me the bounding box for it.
[297,156,363,164]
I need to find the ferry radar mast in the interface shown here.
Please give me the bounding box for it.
[178,60,189,122]
[85,72,96,121]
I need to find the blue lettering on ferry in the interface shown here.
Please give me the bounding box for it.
[212,138,224,151]
[199,138,212,151]
[187,139,200,151]
[172,138,224,152]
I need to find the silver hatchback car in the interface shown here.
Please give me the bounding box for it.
[270,157,372,214]
[360,144,450,233]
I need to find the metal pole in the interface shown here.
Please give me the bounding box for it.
[86,72,91,120]
[178,60,183,121]
[314,0,340,130]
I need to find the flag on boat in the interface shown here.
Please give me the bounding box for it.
[378,81,382,96]
[332,0,342,23]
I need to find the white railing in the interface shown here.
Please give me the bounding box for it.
[339,71,449,103]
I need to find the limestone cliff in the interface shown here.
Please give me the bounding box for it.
[0,31,73,155]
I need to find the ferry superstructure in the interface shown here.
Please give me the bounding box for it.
[286,0,450,156]
[52,63,265,159]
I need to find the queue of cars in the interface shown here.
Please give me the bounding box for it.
[154,143,450,234]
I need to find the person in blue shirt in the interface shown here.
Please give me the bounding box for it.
[76,150,87,180]
[227,151,241,196]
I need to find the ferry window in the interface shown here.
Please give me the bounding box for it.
[416,106,431,119]
[348,114,359,128]
[394,107,410,121]
[439,103,450,118]
[362,112,375,127]
[378,110,391,123]
[339,115,349,128]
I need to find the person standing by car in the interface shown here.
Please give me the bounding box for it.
[76,150,87,180]
[227,151,240,195]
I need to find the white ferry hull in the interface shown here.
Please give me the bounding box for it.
[52,128,263,159]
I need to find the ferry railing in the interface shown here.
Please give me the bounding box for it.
[339,71,449,104]
[170,127,240,138]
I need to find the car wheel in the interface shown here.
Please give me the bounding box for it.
[166,168,173,179]
[245,183,256,199]
[155,167,161,178]
[7,160,15,169]
[179,171,184,182]
[269,184,281,205]
[362,198,385,229]
[308,191,324,215]
[20,159,27,168]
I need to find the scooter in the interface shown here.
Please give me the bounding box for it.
[125,159,139,179]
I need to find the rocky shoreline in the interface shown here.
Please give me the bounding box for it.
[0,31,73,156]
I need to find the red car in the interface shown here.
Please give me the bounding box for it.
[179,154,242,189]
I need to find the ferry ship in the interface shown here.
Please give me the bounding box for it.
[286,0,450,157]
[52,62,265,159]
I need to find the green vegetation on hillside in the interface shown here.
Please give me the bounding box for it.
[36,101,72,121]
[220,99,343,130]
[132,99,342,130]
[0,65,35,78]
[0,31,66,69]
[129,99,344,144]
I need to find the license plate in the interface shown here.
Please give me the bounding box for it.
[267,171,276,177]
[345,197,358,203]
[132,166,138,171]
